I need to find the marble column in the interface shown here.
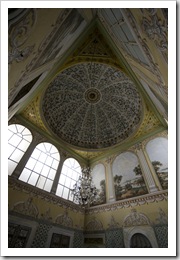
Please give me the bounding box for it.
[135,143,159,193]
[143,147,163,191]
[104,157,116,203]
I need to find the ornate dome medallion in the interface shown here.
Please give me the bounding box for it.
[42,62,143,149]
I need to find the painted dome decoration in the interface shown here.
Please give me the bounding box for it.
[42,62,142,149]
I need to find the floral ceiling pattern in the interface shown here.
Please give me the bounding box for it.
[42,62,143,149]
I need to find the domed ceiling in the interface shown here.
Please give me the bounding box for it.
[42,62,143,150]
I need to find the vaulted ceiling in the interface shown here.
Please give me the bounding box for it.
[8,8,168,163]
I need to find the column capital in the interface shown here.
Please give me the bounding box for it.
[134,142,143,152]
[105,156,115,166]
[33,132,47,144]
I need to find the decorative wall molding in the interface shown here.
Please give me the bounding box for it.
[123,208,150,227]
[107,216,120,229]
[86,191,167,214]
[132,106,162,141]
[9,177,85,213]
[12,197,39,218]
[85,217,104,231]
[55,210,73,228]
[40,208,52,221]
[155,207,168,225]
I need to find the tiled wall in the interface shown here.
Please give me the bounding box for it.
[153,225,168,248]
[105,229,124,248]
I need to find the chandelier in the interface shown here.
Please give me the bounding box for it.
[71,166,98,207]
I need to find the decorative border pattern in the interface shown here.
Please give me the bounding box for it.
[8,177,85,213]
[85,191,168,214]
[9,176,167,216]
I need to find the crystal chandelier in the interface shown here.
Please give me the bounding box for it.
[71,166,98,207]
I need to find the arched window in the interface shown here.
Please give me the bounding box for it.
[8,124,32,175]
[19,142,60,192]
[56,158,81,202]
[112,152,147,200]
[146,137,168,189]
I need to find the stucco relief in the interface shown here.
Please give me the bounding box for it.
[107,216,120,229]
[55,210,73,227]
[12,197,39,218]
[155,207,168,225]
[141,9,168,63]
[123,208,158,247]
[123,208,150,227]
[8,9,36,65]
[85,217,104,231]
[41,208,52,221]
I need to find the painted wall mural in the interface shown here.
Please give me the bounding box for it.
[146,137,168,190]
[112,152,148,201]
[91,164,106,206]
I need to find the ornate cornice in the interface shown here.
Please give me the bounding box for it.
[85,190,167,214]
[8,177,85,213]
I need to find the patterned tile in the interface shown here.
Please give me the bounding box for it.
[153,225,168,248]
[105,229,124,248]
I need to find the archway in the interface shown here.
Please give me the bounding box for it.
[130,233,152,248]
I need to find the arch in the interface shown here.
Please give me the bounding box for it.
[8,124,32,175]
[112,151,147,200]
[56,157,81,202]
[130,233,152,248]
[123,226,158,248]
[19,142,60,192]
[123,208,150,227]
[146,137,168,189]
[85,218,104,231]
